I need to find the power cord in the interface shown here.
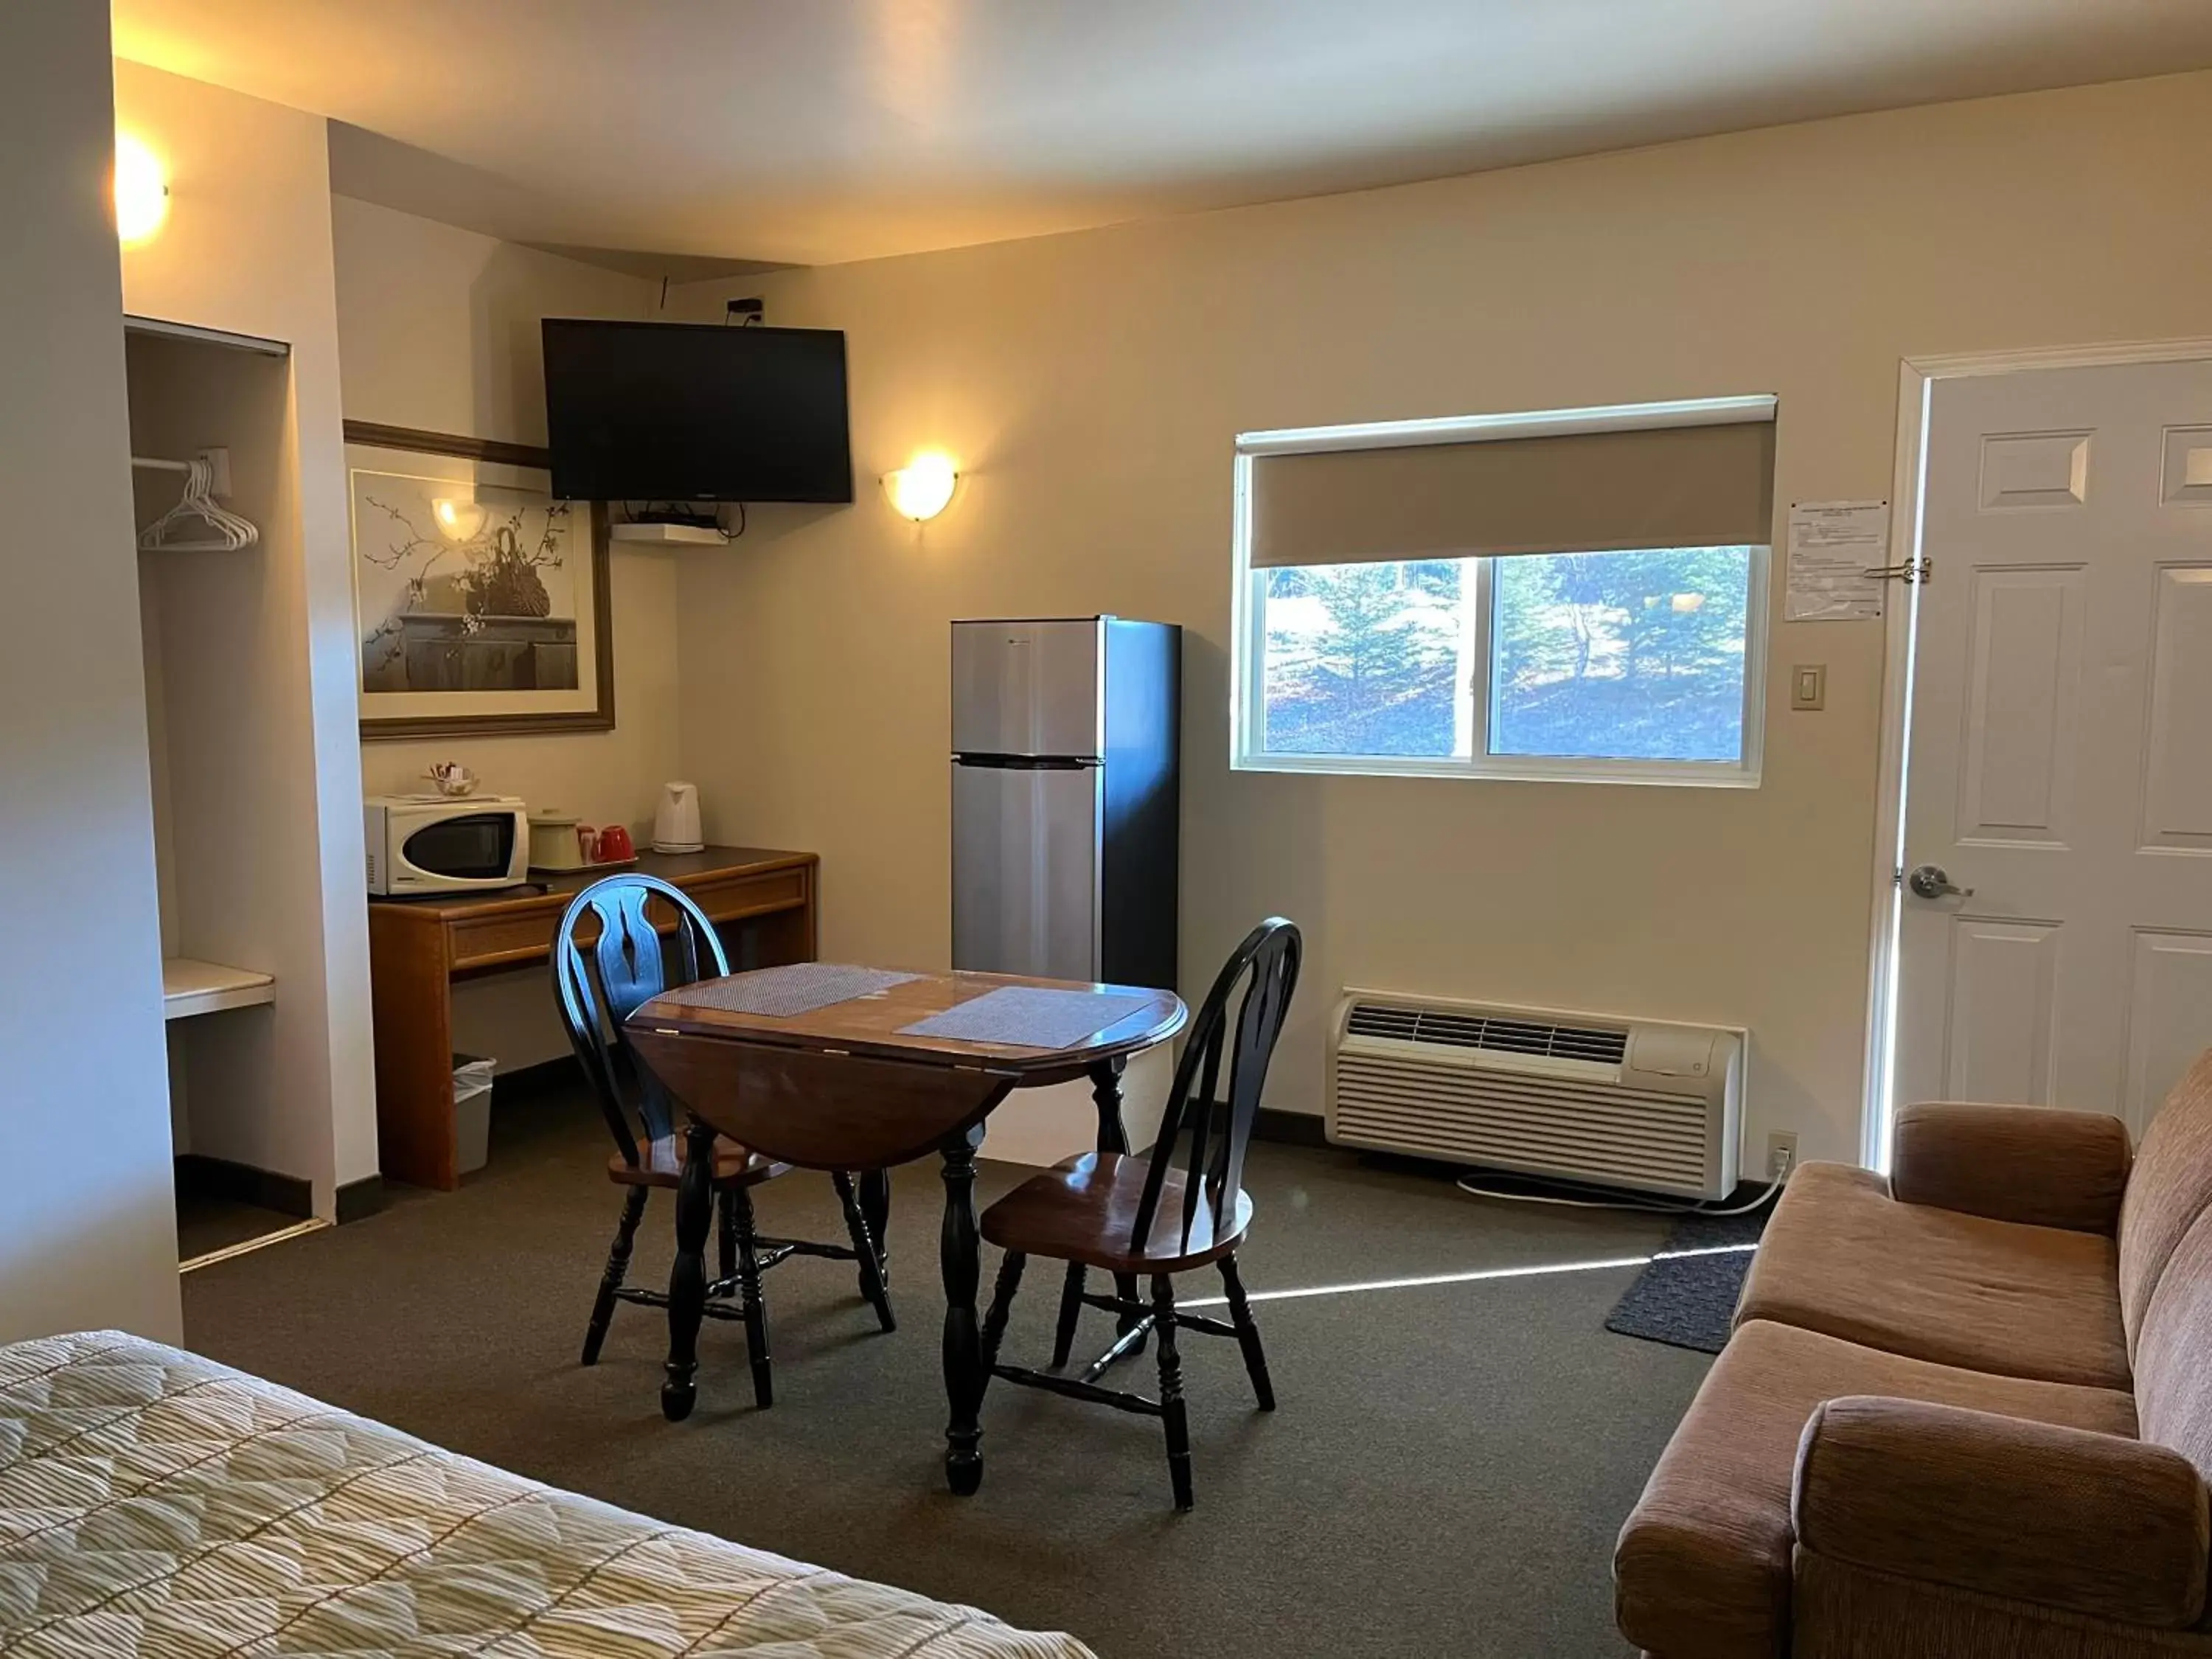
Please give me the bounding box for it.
[1454,1145,1792,1217]
[620,501,746,543]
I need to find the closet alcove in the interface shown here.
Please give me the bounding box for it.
[127,316,310,1261]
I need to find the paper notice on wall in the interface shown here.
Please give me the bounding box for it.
[1785,501,1890,621]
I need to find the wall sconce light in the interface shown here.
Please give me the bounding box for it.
[114,133,170,245]
[431,498,488,541]
[883,450,959,521]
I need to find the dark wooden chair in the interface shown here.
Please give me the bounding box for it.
[552,874,894,1408]
[975,917,1301,1509]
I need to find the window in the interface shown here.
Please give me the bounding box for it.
[1232,400,1773,786]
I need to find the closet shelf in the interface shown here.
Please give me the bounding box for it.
[162,958,275,1021]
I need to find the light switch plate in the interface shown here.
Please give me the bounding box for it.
[1790,664,1826,711]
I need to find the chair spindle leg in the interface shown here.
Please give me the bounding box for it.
[1152,1273,1193,1511]
[730,1186,773,1408]
[1051,1261,1087,1369]
[982,1251,1026,1371]
[833,1170,897,1332]
[860,1169,891,1286]
[582,1186,648,1366]
[717,1186,738,1286]
[1217,1251,1276,1411]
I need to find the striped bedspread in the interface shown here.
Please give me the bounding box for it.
[0,1330,1096,1658]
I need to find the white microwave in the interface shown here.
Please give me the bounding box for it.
[365,795,529,894]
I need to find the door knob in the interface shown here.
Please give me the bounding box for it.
[1907,863,1975,900]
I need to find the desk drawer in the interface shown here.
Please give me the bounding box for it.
[681,865,809,923]
[447,909,560,970]
[443,864,810,973]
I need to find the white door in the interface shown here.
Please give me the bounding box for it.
[1894,359,2212,1138]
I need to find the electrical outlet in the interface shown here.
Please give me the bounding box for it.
[1766,1130,1799,1181]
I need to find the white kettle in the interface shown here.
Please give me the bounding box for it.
[653,782,703,854]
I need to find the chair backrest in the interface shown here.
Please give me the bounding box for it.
[551,874,730,1168]
[1129,917,1302,1256]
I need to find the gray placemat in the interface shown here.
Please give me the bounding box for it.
[658,962,922,1018]
[900,985,1152,1049]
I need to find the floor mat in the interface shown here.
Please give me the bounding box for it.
[1602,1205,1770,1354]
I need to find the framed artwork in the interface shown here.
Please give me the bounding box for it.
[346,421,614,740]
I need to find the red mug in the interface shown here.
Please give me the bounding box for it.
[597,824,634,861]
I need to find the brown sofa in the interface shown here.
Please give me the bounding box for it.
[1615,1048,2212,1659]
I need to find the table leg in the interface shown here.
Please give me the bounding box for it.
[860,1167,891,1287]
[1088,1058,1146,1354]
[661,1119,717,1422]
[939,1124,987,1495]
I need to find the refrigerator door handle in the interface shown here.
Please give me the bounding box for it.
[951,754,1096,770]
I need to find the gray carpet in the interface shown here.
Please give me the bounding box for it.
[181,1082,1713,1658]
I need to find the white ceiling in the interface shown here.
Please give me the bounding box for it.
[114,0,2212,271]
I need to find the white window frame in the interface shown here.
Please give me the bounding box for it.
[1229,396,1774,788]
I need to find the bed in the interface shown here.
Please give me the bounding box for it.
[0,1329,1096,1657]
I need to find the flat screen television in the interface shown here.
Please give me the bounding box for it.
[542,319,852,504]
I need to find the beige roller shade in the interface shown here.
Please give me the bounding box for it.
[1248,419,1775,568]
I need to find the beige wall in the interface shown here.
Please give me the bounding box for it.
[669,70,2212,1166]
[332,198,678,1070]
[117,61,381,1200]
[0,9,181,1339]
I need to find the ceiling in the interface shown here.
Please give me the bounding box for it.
[113,0,2212,273]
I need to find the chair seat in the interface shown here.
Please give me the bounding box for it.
[608,1133,787,1189]
[981,1151,1253,1273]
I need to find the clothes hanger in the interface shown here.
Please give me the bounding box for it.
[135,456,260,552]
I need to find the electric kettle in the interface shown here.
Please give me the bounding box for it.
[653,782,703,854]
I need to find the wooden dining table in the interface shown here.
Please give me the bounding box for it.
[626,964,1186,1495]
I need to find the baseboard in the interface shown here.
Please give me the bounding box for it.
[173,1154,313,1220]
[335,1175,387,1225]
[1253,1107,1329,1149]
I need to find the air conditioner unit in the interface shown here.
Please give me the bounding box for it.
[1326,991,1744,1200]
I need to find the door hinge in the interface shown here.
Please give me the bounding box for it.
[1863,556,1933,585]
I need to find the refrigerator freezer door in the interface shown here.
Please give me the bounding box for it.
[951,619,1103,759]
[952,761,1102,981]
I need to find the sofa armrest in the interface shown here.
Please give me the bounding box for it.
[1792,1396,2209,1629]
[1890,1101,2130,1232]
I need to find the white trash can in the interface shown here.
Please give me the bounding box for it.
[453,1054,495,1176]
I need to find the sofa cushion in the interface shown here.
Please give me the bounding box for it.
[2119,1048,2212,1357]
[1733,1162,2129,1389]
[2135,1200,2212,1487]
[1614,1320,2138,1659]
[1890,1101,2131,1233]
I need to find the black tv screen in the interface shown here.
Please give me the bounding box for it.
[542,319,852,504]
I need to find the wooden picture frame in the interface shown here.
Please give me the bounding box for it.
[347,420,615,740]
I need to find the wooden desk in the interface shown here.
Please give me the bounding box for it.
[629,965,1186,1495]
[368,846,817,1191]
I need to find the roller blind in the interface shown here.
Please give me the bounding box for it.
[1248,417,1775,568]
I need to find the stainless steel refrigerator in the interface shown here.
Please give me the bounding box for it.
[951,616,1180,990]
